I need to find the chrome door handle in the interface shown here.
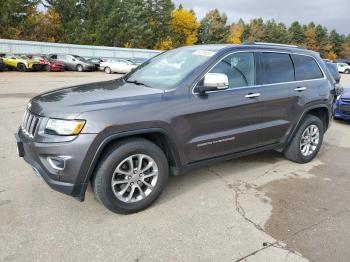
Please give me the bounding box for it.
[245,93,261,98]
[294,87,307,92]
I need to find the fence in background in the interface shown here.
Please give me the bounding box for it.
[0,39,161,59]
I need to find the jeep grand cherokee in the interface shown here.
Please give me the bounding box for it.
[15,43,335,214]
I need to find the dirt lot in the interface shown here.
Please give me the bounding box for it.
[1,72,350,261]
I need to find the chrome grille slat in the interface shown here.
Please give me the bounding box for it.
[21,110,40,138]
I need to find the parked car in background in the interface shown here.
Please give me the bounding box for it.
[28,55,65,72]
[100,58,137,74]
[336,63,350,74]
[129,57,148,66]
[16,43,335,214]
[334,89,350,121]
[0,57,6,71]
[87,58,104,70]
[49,54,95,72]
[2,54,43,72]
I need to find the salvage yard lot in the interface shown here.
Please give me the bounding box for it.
[1,72,350,261]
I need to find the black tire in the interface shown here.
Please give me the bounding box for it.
[104,67,112,74]
[345,69,350,74]
[76,64,83,72]
[17,63,26,72]
[45,65,51,72]
[93,138,169,214]
[284,115,324,163]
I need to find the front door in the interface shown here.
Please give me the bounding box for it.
[186,52,264,162]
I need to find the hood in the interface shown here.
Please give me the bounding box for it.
[29,78,164,118]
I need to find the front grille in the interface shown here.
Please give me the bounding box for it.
[21,110,40,137]
[341,98,350,103]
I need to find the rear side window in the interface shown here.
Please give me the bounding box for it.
[260,53,294,84]
[291,54,323,80]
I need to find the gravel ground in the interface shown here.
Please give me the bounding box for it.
[0,71,349,262]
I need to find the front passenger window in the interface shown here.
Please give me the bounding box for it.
[209,52,255,88]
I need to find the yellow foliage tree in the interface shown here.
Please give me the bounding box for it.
[171,9,200,47]
[226,23,244,44]
[325,50,337,61]
[155,37,173,50]
[339,42,350,59]
[303,26,318,51]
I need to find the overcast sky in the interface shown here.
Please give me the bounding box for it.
[173,0,350,35]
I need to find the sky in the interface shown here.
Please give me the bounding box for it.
[173,0,350,35]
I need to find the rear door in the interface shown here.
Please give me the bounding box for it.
[186,52,263,162]
[255,52,301,146]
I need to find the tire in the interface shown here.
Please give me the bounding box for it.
[76,64,83,72]
[17,63,26,72]
[45,65,51,72]
[345,69,350,74]
[104,67,112,74]
[93,138,169,214]
[284,115,324,163]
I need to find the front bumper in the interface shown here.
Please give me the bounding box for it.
[15,128,97,200]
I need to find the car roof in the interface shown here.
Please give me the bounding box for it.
[182,42,319,57]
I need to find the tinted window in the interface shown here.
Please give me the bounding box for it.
[292,54,323,80]
[260,53,294,84]
[209,52,255,88]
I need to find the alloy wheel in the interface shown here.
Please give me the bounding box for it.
[300,124,320,156]
[111,154,159,203]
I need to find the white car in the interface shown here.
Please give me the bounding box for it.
[100,59,137,74]
[336,63,350,74]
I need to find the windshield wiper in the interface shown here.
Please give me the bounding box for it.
[125,79,149,87]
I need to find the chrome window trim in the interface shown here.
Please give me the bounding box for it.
[191,50,327,96]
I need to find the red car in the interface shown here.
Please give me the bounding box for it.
[29,55,65,72]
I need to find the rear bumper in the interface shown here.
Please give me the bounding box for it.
[15,129,97,201]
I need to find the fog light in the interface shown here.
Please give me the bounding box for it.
[47,156,67,171]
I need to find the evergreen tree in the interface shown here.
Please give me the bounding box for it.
[263,19,288,44]
[288,21,305,45]
[247,18,265,42]
[198,9,228,44]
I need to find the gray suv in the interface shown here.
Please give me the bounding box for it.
[16,43,335,214]
[49,54,95,72]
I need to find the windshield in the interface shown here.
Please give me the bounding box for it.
[125,48,217,89]
[73,55,87,62]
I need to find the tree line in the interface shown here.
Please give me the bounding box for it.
[1,0,350,60]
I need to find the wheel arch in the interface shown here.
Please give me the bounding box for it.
[78,128,181,200]
[285,105,331,148]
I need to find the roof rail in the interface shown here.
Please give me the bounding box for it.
[242,42,303,49]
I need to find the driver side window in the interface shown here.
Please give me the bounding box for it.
[209,52,255,88]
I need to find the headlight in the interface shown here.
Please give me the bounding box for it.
[45,119,85,136]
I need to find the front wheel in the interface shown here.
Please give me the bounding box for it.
[345,69,350,74]
[93,138,169,214]
[104,67,112,74]
[76,64,83,72]
[17,63,26,72]
[284,115,324,163]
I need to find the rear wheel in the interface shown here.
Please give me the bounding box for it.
[17,63,26,72]
[284,115,324,163]
[104,67,112,74]
[45,65,51,72]
[93,138,169,214]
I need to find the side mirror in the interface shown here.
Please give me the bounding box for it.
[72,58,76,61]
[197,73,229,93]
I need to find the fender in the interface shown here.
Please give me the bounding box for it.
[76,127,181,200]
